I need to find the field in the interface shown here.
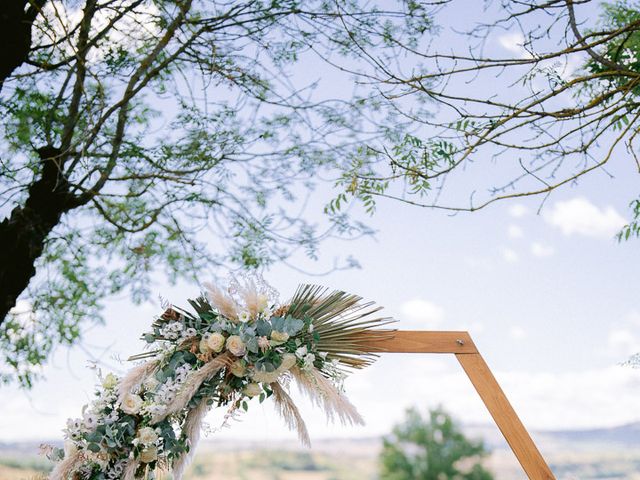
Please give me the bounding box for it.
[2,424,640,479]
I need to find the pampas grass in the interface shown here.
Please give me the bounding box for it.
[292,366,364,426]
[151,354,231,424]
[117,360,158,404]
[48,450,81,480]
[271,381,311,446]
[172,398,211,480]
[122,459,140,480]
[203,282,238,320]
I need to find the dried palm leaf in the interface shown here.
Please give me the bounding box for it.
[287,285,396,369]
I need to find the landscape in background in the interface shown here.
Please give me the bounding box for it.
[2,422,639,480]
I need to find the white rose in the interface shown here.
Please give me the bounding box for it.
[280,353,297,371]
[206,332,226,353]
[295,346,308,358]
[230,360,246,377]
[137,426,158,446]
[120,393,143,415]
[270,331,289,343]
[101,373,118,390]
[226,335,246,356]
[139,446,158,463]
[243,382,262,397]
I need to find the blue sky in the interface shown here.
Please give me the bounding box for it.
[1,0,639,447]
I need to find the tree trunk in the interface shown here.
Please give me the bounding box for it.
[0,1,46,92]
[0,148,80,324]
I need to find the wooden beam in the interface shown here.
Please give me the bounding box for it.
[359,330,556,480]
[456,353,555,480]
[359,330,478,354]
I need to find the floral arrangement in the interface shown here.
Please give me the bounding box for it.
[46,277,394,480]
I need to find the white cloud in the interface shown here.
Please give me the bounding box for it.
[545,197,626,238]
[507,224,524,239]
[608,328,638,357]
[502,248,519,263]
[509,326,527,340]
[530,242,555,257]
[497,32,532,59]
[400,299,445,328]
[508,204,528,218]
[348,359,640,433]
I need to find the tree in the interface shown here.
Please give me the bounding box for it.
[330,0,640,239]
[379,406,494,480]
[0,0,438,387]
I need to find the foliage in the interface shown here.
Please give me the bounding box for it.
[329,0,640,237]
[0,0,436,387]
[379,406,494,480]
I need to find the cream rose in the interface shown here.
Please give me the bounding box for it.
[137,427,158,446]
[230,359,247,377]
[120,393,143,415]
[199,336,211,354]
[226,335,246,356]
[270,331,289,343]
[243,382,262,398]
[139,446,158,463]
[206,332,226,353]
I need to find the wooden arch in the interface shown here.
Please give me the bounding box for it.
[360,331,555,479]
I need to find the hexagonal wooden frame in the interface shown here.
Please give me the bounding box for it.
[360,331,555,479]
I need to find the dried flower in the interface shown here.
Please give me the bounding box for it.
[257,336,270,351]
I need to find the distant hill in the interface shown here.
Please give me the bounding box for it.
[544,421,640,446]
[2,421,639,454]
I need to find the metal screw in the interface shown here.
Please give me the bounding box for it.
[456,339,465,346]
